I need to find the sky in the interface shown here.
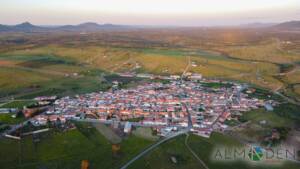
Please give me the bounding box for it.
[0,0,299,26]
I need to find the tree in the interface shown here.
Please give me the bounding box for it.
[46,118,52,128]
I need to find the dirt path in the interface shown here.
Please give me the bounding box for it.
[184,133,209,169]
[120,129,189,169]
[181,56,191,80]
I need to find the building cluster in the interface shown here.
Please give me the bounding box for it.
[30,79,269,137]
[118,72,202,81]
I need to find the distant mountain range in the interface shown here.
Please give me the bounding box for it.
[57,22,131,31]
[239,22,277,28]
[0,21,299,32]
[271,21,300,30]
[0,22,132,32]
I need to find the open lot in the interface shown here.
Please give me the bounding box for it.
[132,128,159,141]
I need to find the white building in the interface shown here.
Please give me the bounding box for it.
[124,122,132,133]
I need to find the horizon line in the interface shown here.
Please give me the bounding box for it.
[2,20,299,28]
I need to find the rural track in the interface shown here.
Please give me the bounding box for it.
[119,130,189,169]
[181,55,191,80]
[120,102,193,169]
[274,65,300,77]
[184,133,209,169]
[274,91,300,105]
[110,58,134,73]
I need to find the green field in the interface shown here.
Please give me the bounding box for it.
[230,102,300,146]
[129,134,201,169]
[274,103,300,121]
[240,108,293,128]
[129,132,300,169]
[132,128,159,141]
[0,113,25,124]
[239,103,300,127]
[0,52,113,99]
[0,66,111,99]
[201,82,233,88]
[0,123,154,169]
[0,100,36,109]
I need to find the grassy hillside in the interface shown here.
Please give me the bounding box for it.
[220,39,300,64]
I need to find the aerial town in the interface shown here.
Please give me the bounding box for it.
[1,1,300,168]
[24,74,272,138]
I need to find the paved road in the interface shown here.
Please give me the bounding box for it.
[120,129,189,169]
[182,103,193,129]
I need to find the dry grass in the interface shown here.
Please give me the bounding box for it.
[220,39,300,64]
[0,60,16,66]
[41,64,86,74]
[0,67,52,90]
[283,68,300,84]
[294,85,300,97]
[135,54,186,74]
[0,43,296,94]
